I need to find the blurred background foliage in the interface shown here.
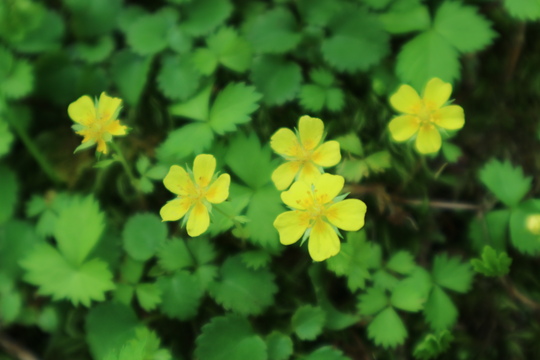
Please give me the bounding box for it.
[2,0,540,359]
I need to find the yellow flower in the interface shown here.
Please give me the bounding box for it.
[68,92,128,154]
[270,115,341,191]
[388,78,465,154]
[526,214,540,235]
[273,174,367,261]
[160,154,230,237]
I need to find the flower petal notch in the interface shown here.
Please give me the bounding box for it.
[273,174,367,261]
[68,92,128,154]
[388,78,465,154]
[270,115,341,190]
[160,154,230,237]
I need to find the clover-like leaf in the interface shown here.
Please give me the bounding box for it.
[158,271,203,320]
[266,332,293,360]
[479,159,531,208]
[126,11,176,55]
[157,54,202,101]
[292,305,326,340]
[251,56,302,106]
[413,330,454,360]
[503,0,540,21]
[470,246,512,277]
[244,7,301,54]
[110,50,152,106]
[432,254,473,293]
[423,285,458,331]
[367,307,407,348]
[123,213,167,261]
[183,0,233,36]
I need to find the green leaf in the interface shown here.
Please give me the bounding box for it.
[54,195,105,265]
[244,7,301,54]
[321,6,389,72]
[0,286,21,325]
[251,55,301,105]
[168,25,193,54]
[21,243,115,307]
[209,255,277,315]
[72,36,114,64]
[104,327,171,360]
[0,49,33,99]
[470,246,512,277]
[266,332,293,360]
[193,48,218,75]
[205,27,253,72]
[304,346,351,360]
[11,9,64,53]
[413,330,454,360]
[479,159,531,208]
[468,209,510,252]
[296,0,343,27]
[387,251,416,275]
[424,285,457,331]
[358,287,388,316]
[0,220,38,278]
[183,0,233,36]
[299,84,345,112]
[156,122,214,163]
[110,50,152,106]
[169,84,212,121]
[292,305,326,340]
[86,302,140,360]
[367,307,407,348]
[208,82,261,134]
[187,237,217,265]
[126,12,176,55]
[0,118,14,158]
[509,200,540,254]
[158,271,203,320]
[433,1,496,53]
[396,30,460,92]
[0,166,18,224]
[337,159,370,183]
[503,0,540,20]
[243,185,284,250]
[194,264,219,291]
[441,142,462,163]
[195,314,267,360]
[64,0,121,38]
[135,283,162,311]
[390,269,431,312]
[372,269,399,290]
[335,133,363,157]
[157,54,202,101]
[157,238,195,272]
[120,257,144,284]
[123,213,167,261]
[379,3,430,34]
[432,254,473,293]
[240,250,272,270]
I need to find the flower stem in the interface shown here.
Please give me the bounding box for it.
[213,204,246,231]
[109,141,140,192]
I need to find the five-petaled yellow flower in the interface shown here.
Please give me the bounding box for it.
[388,78,465,154]
[160,154,230,237]
[270,115,341,191]
[68,92,128,154]
[273,173,367,261]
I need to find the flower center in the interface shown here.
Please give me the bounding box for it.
[417,103,434,125]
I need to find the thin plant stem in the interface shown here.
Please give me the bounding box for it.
[109,141,139,190]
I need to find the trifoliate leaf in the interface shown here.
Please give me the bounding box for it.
[64,0,121,38]
[423,285,457,331]
[335,133,363,156]
[292,305,326,340]
[379,3,430,34]
[396,30,460,91]
[205,27,253,73]
[209,255,277,315]
[503,0,540,20]
[390,270,431,312]
[251,55,301,105]
[156,122,214,163]
[0,118,13,158]
[387,251,416,275]
[168,25,193,54]
[0,167,17,224]
[509,200,540,254]
[182,0,233,36]
[187,237,217,265]
[311,68,335,87]
[434,1,496,54]
[266,332,293,360]
[470,246,512,277]
[468,209,510,252]
[86,302,140,360]
[358,287,388,316]
[169,83,212,121]
[0,220,38,278]
[54,195,105,265]
[299,84,344,112]
[135,283,162,311]
[367,307,407,348]
[322,7,389,72]
[432,254,473,293]
[21,243,115,307]
[240,250,272,270]
[126,12,176,55]
[123,213,167,261]
[110,50,152,106]
[326,88,346,111]
[195,314,267,360]
[304,346,351,360]
[114,284,134,305]
[11,9,64,53]
[120,257,144,284]
[207,196,250,236]
[1,58,33,99]
[157,238,195,272]
[479,159,531,208]
[73,36,114,63]
[194,264,219,291]
[244,185,284,250]
[193,48,218,75]
[337,159,369,183]
[372,269,399,290]
[158,271,203,320]
[413,330,454,360]
[208,82,261,134]
[157,54,202,101]
[244,7,301,54]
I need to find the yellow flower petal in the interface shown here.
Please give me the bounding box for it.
[308,219,340,261]
[326,199,367,231]
[98,92,122,120]
[68,95,96,126]
[423,78,452,109]
[96,139,108,154]
[415,125,442,154]
[186,201,210,237]
[390,85,422,114]
[160,197,193,221]
[312,141,341,167]
[163,165,194,196]
[193,154,216,188]
[270,128,301,158]
[298,115,324,151]
[435,105,464,130]
[273,210,310,245]
[281,180,313,210]
[206,173,230,204]
[313,173,344,204]
[105,120,127,135]
[388,115,420,142]
[272,161,301,191]
[298,161,321,185]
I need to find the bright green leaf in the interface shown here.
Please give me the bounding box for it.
[157,54,202,101]
[292,305,326,340]
[387,251,416,275]
[206,27,253,72]
[136,283,162,311]
[432,254,473,293]
[123,213,167,261]
[240,250,272,270]
[126,12,176,55]
[379,3,430,34]
[304,346,351,360]
[479,159,531,208]
[503,0,540,20]
[244,7,301,54]
[157,238,195,272]
[509,200,540,254]
[424,285,458,331]
[156,122,214,163]
[251,56,302,105]
[0,166,17,224]
[367,307,407,348]
[470,245,512,277]
[413,330,454,360]
[358,287,388,316]
[169,84,212,121]
[0,220,38,278]
[468,209,510,252]
[183,0,233,36]
[72,36,114,63]
[110,50,152,106]
[266,331,293,360]
[158,271,203,320]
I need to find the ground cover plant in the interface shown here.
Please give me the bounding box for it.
[2,0,540,359]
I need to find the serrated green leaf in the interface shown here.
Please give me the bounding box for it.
[244,7,301,54]
[183,0,233,36]
[387,251,416,275]
[336,159,370,183]
[424,285,457,330]
[195,314,267,360]
[2,59,33,99]
[296,0,343,27]
[193,48,218,75]
[509,200,540,254]
[126,12,175,55]
[0,220,38,278]
[110,50,152,106]
[156,122,214,163]
[292,305,326,340]
[372,269,399,290]
[251,56,302,105]
[136,283,162,311]
[158,271,203,320]
[470,245,512,277]
[120,257,144,284]
[187,237,217,265]
[468,209,510,252]
[432,254,473,293]
[504,0,540,20]
[21,243,115,307]
[64,0,121,38]
[11,9,64,53]
[0,167,18,224]
[244,185,284,250]
[208,82,261,134]
[157,238,195,272]
[390,270,431,312]
[413,330,454,360]
[335,133,363,156]
[299,85,324,111]
[240,250,272,270]
[123,213,167,261]
[396,30,460,91]
[266,332,293,360]
[209,255,277,315]
[194,264,219,291]
[358,287,388,316]
[379,3,430,34]
[0,286,21,324]
[479,159,531,208]
[367,307,407,348]
[157,54,202,101]
[206,27,253,72]
[169,84,212,121]
[168,25,193,53]
[114,284,134,305]
[304,346,351,360]
[441,142,462,163]
[365,151,392,174]
[0,118,14,158]
[326,87,345,111]
[73,36,114,63]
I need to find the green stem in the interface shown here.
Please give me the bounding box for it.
[7,117,62,184]
[213,204,245,230]
[109,141,140,191]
